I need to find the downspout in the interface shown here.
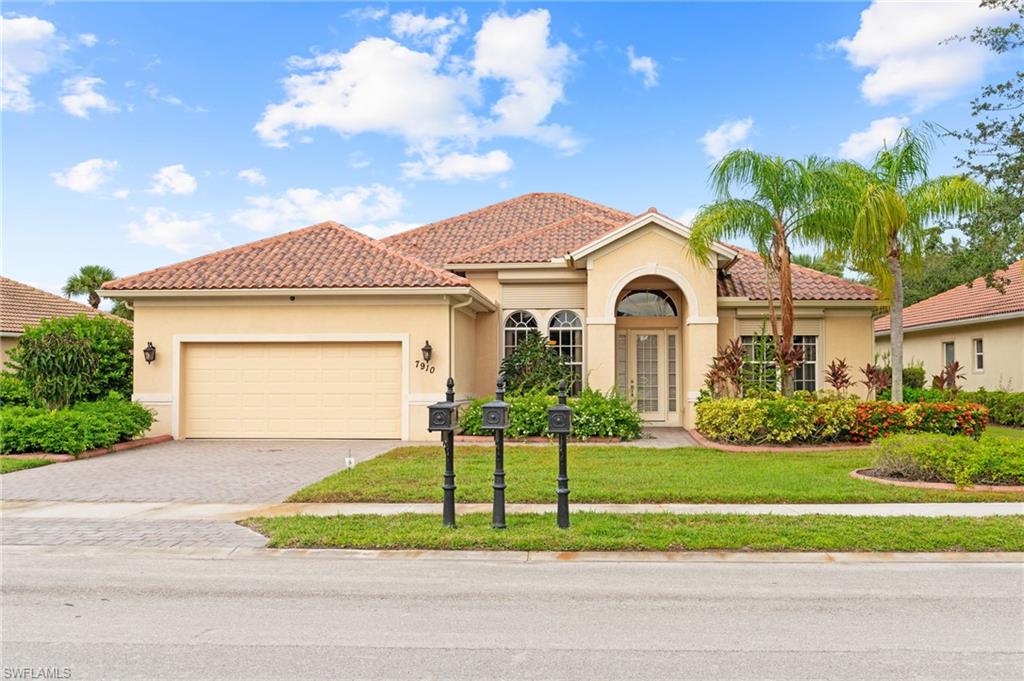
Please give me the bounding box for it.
[449,295,474,383]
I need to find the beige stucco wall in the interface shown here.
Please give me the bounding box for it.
[876,317,1024,391]
[1,336,18,369]
[129,295,454,440]
[582,223,720,428]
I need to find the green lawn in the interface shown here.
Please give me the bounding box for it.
[288,445,1024,504]
[987,425,1024,441]
[0,457,52,474]
[244,512,1024,552]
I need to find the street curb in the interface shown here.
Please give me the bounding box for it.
[5,543,1024,564]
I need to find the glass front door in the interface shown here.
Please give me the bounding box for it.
[627,330,667,422]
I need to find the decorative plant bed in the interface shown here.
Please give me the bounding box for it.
[688,429,869,453]
[0,434,173,463]
[851,468,1024,493]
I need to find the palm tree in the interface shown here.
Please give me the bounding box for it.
[63,265,116,309]
[832,129,987,402]
[689,151,850,395]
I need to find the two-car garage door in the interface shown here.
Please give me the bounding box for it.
[182,342,402,439]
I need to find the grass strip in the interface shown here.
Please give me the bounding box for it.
[288,445,1024,504]
[244,512,1024,553]
[0,457,52,474]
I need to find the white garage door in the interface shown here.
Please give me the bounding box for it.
[182,342,402,439]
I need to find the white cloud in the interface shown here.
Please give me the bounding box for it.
[144,85,207,113]
[390,9,467,56]
[834,1,1005,108]
[349,152,372,169]
[678,207,699,226]
[113,188,130,199]
[148,164,198,195]
[256,9,578,175]
[839,116,910,162]
[230,184,404,233]
[125,208,224,254]
[699,117,753,161]
[358,221,421,239]
[1,15,67,112]
[78,33,98,47]
[60,76,118,118]
[402,149,513,181]
[237,167,267,186]
[626,46,658,88]
[344,6,388,23]
[50,158,118,193]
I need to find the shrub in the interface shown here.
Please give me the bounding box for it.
[848,401,987,442]
[960,390,1024,427]
[0,373,33,407]
[824,358,853,394]
[871,433,1024,487]
[8,314,133,406]
[459,389,642,439]
[0,396,153,455]
[877,386,947,403]
[903,366,926,389]
[500,330,572,395]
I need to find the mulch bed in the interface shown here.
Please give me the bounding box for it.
[0,434,174,463]
[851,468,1024,493]
[687,429,870,453]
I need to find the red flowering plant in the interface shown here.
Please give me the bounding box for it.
[848,401,910,442]
[909,402,988,440]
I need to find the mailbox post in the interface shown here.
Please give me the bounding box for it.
[547,380,572,529]
[481,376,510,529]
[427,377,458,528]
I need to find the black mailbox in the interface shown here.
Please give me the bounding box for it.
[481,378,510,431]
[428,400,456,432]
[547,402,572,434]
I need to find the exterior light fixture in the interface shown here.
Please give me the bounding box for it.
[143,342,157,364]
[421,340,433,363]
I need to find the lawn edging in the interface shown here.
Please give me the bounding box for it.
[851,468,1024,493]
[687,429,870,453]
[0,434,174,463]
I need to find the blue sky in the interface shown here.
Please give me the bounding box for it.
[2,1,1016,301]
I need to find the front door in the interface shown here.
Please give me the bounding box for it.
[628,330,667,422]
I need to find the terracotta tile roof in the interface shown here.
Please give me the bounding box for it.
[717,247,877,301]
[874,260,1024,333]
[384,192,635,267]
[448,212,626,264]
[1,277,117,334]
[103,221,468,291]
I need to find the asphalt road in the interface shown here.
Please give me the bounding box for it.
[2,547,1022,681]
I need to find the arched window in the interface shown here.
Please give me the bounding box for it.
[549,310,583,394]
[616,290,678,317]
[503,311,537,357]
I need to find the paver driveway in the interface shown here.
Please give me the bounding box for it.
[2,439,400,503]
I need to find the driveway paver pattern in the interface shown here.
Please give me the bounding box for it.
[1,519,266,548]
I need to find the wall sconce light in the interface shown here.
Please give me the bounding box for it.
[143,342,157,364]
[421,340,433,363]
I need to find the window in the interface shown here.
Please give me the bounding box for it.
[793,335,818,392]
[943,341,955,367]
[549,310,583,394]
[503,311,537,357]
[974,338,984,371]
[616,290,677,317]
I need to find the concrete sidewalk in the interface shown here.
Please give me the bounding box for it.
[3,499,1022,521]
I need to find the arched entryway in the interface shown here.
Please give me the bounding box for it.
[614,275,685,426]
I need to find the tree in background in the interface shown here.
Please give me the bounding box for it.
[832,129,987,403]
[689,151,850,395]
[499,330,573,395]
[790,252,847,279]
[62,265,132,320]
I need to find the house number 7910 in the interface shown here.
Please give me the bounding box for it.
[415,360,436,374]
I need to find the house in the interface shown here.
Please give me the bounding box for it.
[875,260,1024,391]
[1,276,114,366]
[102,193,878,440]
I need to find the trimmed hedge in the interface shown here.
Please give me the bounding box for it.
[0,374,32,407]
[696,396,988,445]
[876,387,1024,427]
[871,433,1024,487]
[0,395,154,456]
[459,388,643,440]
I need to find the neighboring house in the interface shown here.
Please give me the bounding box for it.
[102,193,877,440]
[875,259,1024,392]
[0,276,112,367]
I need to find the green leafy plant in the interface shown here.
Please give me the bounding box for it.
[8,314,133,405]
[459,388,642,440]
[63,264,116,309]
[499,330,573,395]
[0,374,33,407]
[961,389,1024,426]
[0,395,154,456]
[903,365,926,390]
[871,433,1024,487]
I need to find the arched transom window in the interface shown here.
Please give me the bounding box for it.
[616,290,678,317]
[548,310,583,394]
[503,311,537,357]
